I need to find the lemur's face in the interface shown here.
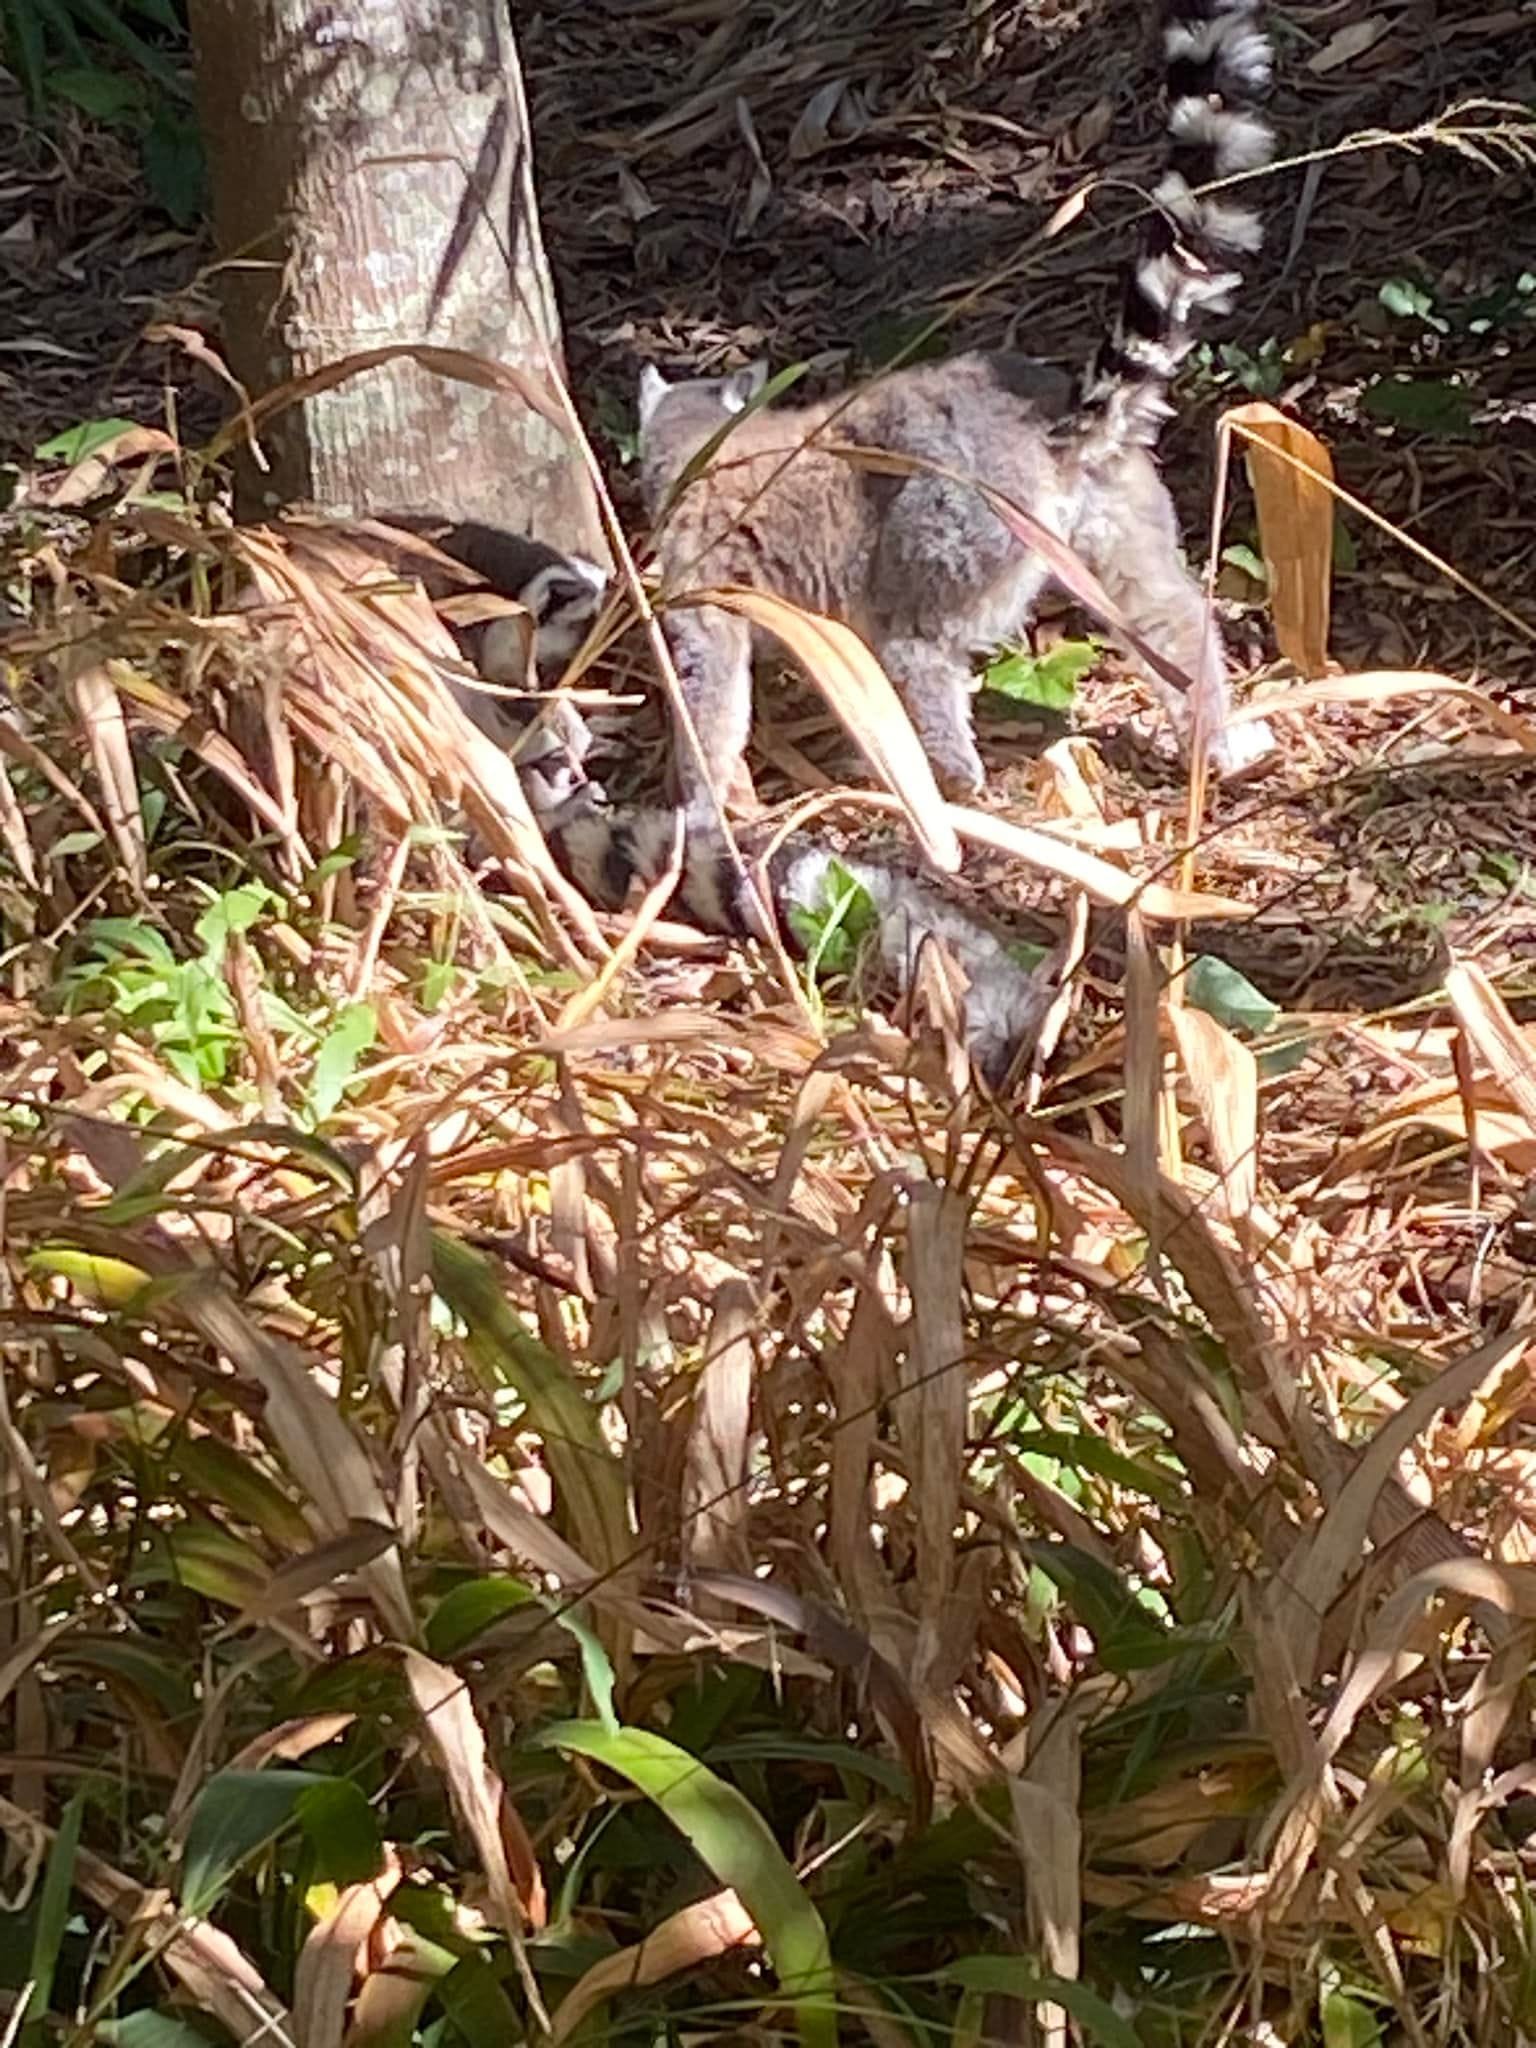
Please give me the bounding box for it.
[476,553,609,685]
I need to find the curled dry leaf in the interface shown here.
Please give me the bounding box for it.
[67,662,146,892]
[206,341,569,463]
[1321,1555,1536,1765]
[1169,1003,1259,1228]
[404,1650,549,2018]
[295,1856,402,2048]
[857,794,1251,921]
[682,1279,757,1572]
[1445,957,1536,1135]
[1228,670,1536,752]
[901,1183,969,1683]
[1277,1325,1534,1685]
[688,585,960,873]
[1223,402,1334,675]
[553,1888,759,2044]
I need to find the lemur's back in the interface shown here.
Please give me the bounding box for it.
[647,353,1077,636]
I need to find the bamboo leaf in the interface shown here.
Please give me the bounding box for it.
[536,1721,836,2048]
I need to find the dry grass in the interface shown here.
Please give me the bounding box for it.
[2,4,1536,2044]
[1,435,1536,2042]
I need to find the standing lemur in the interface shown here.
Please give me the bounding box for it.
[636,0,1279,813]
[385,1,1285,1081]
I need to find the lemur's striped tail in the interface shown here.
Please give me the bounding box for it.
[1077,0,1275,451]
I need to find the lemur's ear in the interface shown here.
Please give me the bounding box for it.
[637,363,670,428]
[720,359,771,413]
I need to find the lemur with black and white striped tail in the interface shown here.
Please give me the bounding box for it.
[636,0,1278,814]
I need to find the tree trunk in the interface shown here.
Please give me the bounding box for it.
[186,0,605,562]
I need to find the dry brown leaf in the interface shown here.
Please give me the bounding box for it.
[295,1860,401,2048]
[552,1889,759,2044]
[789,80,847,159]
[1321,1555,1536,1763]
[1445,958,1536,1135]
[683,1279,757,1571]
[225,1714,358,1773]
[1224,402,1334,674]
[1229,670,1536,751]
[1277,1325,1534,1680]
[35,423,179,507]
[0,1791,288,2043]
[224,1521,400,1633]
[1169,1003,1259,1227]
[1309,15,1391,71]
[901,1182,968,1686]
[207,342,569,463]
[689,586,960,873]
[859,795,1252,921]
[345,1925,451,2048]
[68,661,146,891]
[0,717,37,887]
[404,1650,549,2022]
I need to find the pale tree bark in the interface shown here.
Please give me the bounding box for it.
[187,0,605,561]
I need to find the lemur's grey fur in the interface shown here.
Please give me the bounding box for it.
[636,0,1277,816]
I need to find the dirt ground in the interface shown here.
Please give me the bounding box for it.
[3,0,1535,1012]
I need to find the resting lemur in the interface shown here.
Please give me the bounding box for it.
[637,0,1278,812]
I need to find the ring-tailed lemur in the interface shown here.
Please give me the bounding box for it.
[636,0,1278,814]
[368,512,608,694]
[465,555,1049,1085]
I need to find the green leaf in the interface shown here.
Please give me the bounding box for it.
[558,1607,620,1737]
[295,1778,383,1887]
[56,1634,196,1720]
[856,311,950,371]
[425,1576,537,1658]
[169,1435,313,1551]
[133,1523,268,1607]
[1332,512,1357,573]
[946,1958,1143,2048]
[421,957,456,1012]
[193,881,270,965]
[435,1955,522,2048]
[1025,1543,1174,1673]
[1184,955,1279,1038]
[307,1002,377,1122]
[432,1234,631,1585]
[982,638,1098,711]
[26,1247,153,1306]
[180,1768,325,1911]
[1321,1979,1383,2048]
[1377,276,1440,327]
[788,859,879,982]
[670,360,811,498]
[47,64,144,124]
[34,414,138,464]
[536,1722,835,2048]
[1009,1425,1184,1507]
[48,829,105,860]
[1220,542,1267,585]
[1362,376,1477,436]
[96,2015,224,2048]
[23,1789,84,2037]
[143,107,206,226]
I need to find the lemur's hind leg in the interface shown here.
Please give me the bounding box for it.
[874,634,985,799]
[872,470,1027,797]
[1073,446,1276,775]
[661,603,762,816]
